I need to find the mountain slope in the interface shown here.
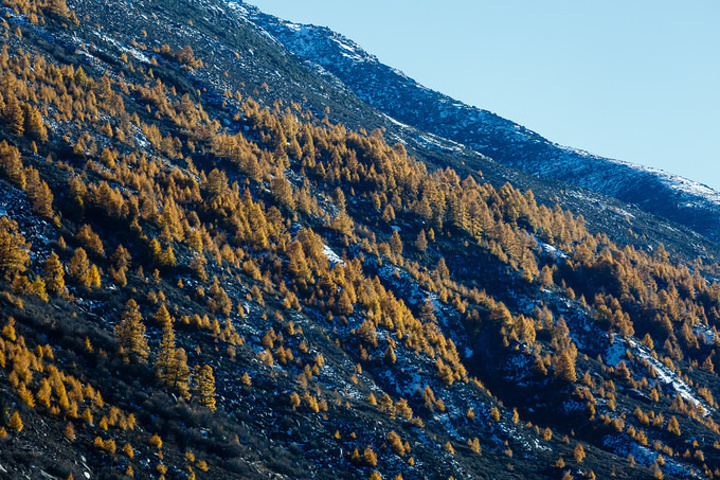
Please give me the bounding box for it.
[1,1,720,480]
[239,3,720,242]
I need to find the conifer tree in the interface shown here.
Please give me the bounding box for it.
[554,352,577,383]
[47,0,70,18]
[43,252,65,294]
[0,216,30,279]
[160,244,176,268]
[23,104,47,142]
[167,348,190,399]
[3,94,24,136]
[193,365,216,412]
[0,141,25,188]
[77,224,105,258]
[87,264,101,288]
[389,230,403,257]
[155,322,190,398]
[8,411,23,432]
[414,229,428,253]
[154,304,173,328]
[148,238,163,265]
[115,299,150,362]
[32,180,54,218]
[68,248,91,287]
[419,300,436,324]
[384,344,397,365]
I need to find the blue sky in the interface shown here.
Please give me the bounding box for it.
[248,1,720,191]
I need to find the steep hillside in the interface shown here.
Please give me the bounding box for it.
[1,1,720,480]
[240,3,720,242]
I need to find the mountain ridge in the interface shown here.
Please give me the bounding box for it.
[237,1,720,242]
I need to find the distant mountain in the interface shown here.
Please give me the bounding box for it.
[237,2,720,242]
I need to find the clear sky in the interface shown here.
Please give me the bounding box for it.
[247,1,720,191]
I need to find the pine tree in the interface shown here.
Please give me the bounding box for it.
[115,299,150,362]
[193,365,216,412]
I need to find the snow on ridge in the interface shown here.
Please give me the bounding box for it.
[225,1,249,16]
[555,145,720,207]
[237,0,720,218]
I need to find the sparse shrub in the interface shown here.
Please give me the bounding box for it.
[8,411,23,432]
[64,422,75,441]
[363,446,378,467]
[149,433,163,448]
[444,441,455,455]
[573,444,585,463]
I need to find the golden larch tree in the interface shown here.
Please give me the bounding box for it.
[42,252,65,294]
[193,365,216,412]
[114,299,149,362]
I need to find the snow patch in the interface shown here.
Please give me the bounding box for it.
[322,243,344,266]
